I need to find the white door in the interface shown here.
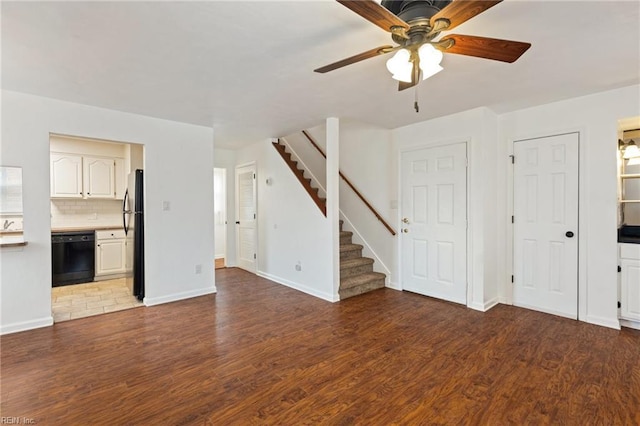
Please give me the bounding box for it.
[214,168,227,261]
[513,133,579,319]
[401,143,467,304]
[236,164,256,273]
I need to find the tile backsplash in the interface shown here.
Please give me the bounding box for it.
[51,199,122,228]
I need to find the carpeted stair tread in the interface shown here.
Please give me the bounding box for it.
[340,243,363,252]
[339,271,386,299]
[340,257,373,270]
[340,231,353,244]
[340,272,386,290]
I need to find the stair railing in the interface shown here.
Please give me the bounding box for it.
[302,130,396,236]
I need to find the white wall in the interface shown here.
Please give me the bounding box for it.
[282,128,327,193]
[498,85,640,329]
[393,107,500,311]
[235,139,334,301]
[0,90,216,334]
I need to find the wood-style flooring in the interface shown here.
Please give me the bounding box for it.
[2,268,639,425]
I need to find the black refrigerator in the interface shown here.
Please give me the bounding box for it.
[123,169,145,300]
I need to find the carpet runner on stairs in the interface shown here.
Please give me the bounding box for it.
[339,220,386,299]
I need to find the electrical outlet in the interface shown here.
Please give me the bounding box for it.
[195,264,202,274]
[295,261,302,272]
[162,201,171,211]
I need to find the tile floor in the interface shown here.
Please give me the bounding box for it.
[51,278,143,323]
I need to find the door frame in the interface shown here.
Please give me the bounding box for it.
[235,161,257,273]
[506,129,587,321]
[397,140,471,306]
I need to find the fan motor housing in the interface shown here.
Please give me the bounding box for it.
[382,0,452,24]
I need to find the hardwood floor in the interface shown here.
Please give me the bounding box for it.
[2,268,639,425]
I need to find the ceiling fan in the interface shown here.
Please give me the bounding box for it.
[315,0,531,93]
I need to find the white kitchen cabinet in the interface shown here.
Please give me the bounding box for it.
[96,229,126,278]
[50,153,83,198]
[619,243,640,323]
[51,153,125,199]
[83,156,115,199]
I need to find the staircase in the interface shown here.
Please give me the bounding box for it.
[273,139,386,300]
[339,220,386,299]
[272,140,326,216]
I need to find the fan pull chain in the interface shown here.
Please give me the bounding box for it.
[414,86,419,113]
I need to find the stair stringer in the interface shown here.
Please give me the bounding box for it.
[281,137,392,290]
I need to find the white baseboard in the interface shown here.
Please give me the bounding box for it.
[257,271,338,302]
[620,318,640,330]
[144,286,217,306]
[386,281,401,291]
[584,314,621,330]
[94,273,127,281]
[1,316,54,335]
[467,297,499,312]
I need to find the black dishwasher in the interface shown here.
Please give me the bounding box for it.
[52,231,95,287]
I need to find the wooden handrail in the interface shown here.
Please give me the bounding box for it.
[302,130,396,236]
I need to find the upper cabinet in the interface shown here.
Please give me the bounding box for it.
[51,153,84,198]
[49,134,136,200]
[51,153,126,199]
[83,156,115,199]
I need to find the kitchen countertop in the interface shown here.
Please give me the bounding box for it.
[52,226,123,233]
[618,225,640,245]
[0,232,27,247]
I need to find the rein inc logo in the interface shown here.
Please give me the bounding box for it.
[1,418,35,425]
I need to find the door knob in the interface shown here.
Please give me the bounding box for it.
[402,228,409,233]
[235,221,240,225]
[565,231,574,238]
[402,217,410,224]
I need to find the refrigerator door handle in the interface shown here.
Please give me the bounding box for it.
[123,189,130,235]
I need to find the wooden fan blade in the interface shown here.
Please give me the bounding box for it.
[430,0,502,32]
[314,45,395,73]
[337,0,409,32]
[438,34,531,63]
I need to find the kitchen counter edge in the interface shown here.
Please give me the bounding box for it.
[52,226,124,233]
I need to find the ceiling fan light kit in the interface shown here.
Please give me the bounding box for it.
[315,0,531,110]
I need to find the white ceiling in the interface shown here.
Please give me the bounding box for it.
[2,1,639,148]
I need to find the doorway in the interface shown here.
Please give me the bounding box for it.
[235,163,257,273]
[49,134,145,322]
[214,168,227,269]
[400,142,468,304]
[512,132,579,319]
